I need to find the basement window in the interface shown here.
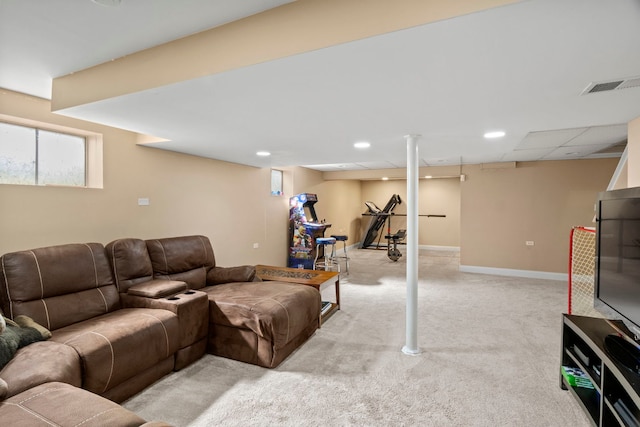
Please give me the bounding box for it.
[271,169,283,196]
[0,119,103,188]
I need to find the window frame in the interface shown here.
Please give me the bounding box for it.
[0,115,103,189]
[271,169,283,196]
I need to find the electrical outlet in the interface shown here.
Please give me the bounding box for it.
[253,243,259,249]
[138,198,150,206]
[526,241,534,246]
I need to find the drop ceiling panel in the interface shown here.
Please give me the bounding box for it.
[304,163,367,171]
[460,154,510,164]
[500,148,554,162]
[563,124,627,146]
[422,158,463,166]
[595,141,627,154]
[516,128,588,150]
[354,161,405,170]
[585,151,626,159]
[542,143,614,160]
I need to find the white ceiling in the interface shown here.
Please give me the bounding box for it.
[1,0,639,172]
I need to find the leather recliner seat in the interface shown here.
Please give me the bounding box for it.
[144,235,321,368]
[106,237,209,371]
[0,243,180,402]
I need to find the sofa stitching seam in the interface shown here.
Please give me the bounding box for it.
[1,256,14,319]
[85,243,109,313]
[29,251,51,330]
[4,402,57,426]
[16,385,70,404]
[139,312,171,358]
[90,331,115,393]
[73,407,121,427]
[110,242,120,291]
[155,240,168,275]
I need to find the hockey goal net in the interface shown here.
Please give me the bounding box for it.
[568,226,602,317]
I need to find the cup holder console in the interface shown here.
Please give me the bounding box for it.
[166,290,198,301]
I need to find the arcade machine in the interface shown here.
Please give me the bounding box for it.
[361,194,402,249]
[288,193,330,269]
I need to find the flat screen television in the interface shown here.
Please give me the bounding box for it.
[595,186,640,345]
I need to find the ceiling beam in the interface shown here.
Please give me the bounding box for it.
[52,0,519,112]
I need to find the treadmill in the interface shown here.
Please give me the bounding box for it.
[361,194,402,249]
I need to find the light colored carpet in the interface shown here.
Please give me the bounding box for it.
[123,248,591,426]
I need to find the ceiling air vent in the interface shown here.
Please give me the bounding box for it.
[582,76,640,95]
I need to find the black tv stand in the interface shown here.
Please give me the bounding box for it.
[604,334,640,376]
[561,314,640,426]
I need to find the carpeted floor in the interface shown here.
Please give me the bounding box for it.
[123,248,591,426]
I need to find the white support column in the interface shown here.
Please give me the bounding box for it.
[402,134,420,355]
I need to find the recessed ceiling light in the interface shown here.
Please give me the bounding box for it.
[256,151,271,157]
[484,131,506,139]
[354,141,371,149]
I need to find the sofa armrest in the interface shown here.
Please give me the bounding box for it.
[207,265,256,285]
[128,279,187,298]
[121,291,209,351]
[0,341,82,400]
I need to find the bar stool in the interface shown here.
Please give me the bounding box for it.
[314,237,339,272]
[330,235,349,275]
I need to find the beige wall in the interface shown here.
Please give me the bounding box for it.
[360,178,461,247]
[460,159,617,273]
[0,94,362,267]
[0,89,291,266]
[0,89,625,276]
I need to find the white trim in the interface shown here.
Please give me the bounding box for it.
[608,145,628,191]
[459,264,567,281]
[342,243,360,251]
[355,242,460,252]
[419,245,460,252]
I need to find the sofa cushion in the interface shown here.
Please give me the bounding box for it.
[146,236,215,289]
[0,382,150,426]
[50,308,180,395]
[106,238,155,294]
[0,243,120,330]
[207,265,256,285]
[204,281,320,350]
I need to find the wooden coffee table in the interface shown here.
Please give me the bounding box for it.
[255,265,340,325]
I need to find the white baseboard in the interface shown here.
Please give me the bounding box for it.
[354,243,460,252]
[459,264,567,281]
[419,245,460,252]
[355,242,460,251]
[347,243,362,251]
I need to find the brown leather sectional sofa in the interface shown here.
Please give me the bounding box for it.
[0,235,321,426]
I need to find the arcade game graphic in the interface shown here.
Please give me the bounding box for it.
[288,193,330,269]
